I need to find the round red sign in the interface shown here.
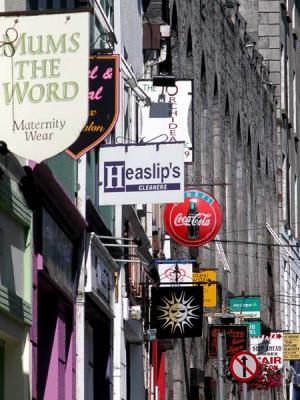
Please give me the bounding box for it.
[163,189,222,247]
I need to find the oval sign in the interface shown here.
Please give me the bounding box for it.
[163,189,222,247]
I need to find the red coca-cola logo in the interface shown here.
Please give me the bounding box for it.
[163,189,222,247]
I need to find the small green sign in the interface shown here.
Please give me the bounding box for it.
[228,297,261,318]
[243,321,261,337]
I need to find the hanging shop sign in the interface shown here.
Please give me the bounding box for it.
[283,333,300,360]
[99,142,185,205]
[66,55,119,159]
[243,321,261,337]
[151,286,203,339]
[250,333,283,370]
[0,11,90,162]
[163,189,222,247]
[228,297,261,319]
[193,270,217,308]
[138,79,193,162]
[157,260,193,284]
[208,325,248,358]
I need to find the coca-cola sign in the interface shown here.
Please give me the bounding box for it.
[163,189,222,247]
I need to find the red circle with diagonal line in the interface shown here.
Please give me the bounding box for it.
[229,351,259,383]
[163,189,222,247]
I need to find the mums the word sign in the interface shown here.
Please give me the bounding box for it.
[0,12,90,162]
[2,33,81,104]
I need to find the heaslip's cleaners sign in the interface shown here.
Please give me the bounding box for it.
[99,142,185,205]
[0,11,90,162]
[163,189,222,247]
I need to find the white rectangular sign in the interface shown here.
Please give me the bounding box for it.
[250,333,283,370]
[138,80,193,162]
[0,11,90,162]
[99,142,185,205]
[158,261,193,285]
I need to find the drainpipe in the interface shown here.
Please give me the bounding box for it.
[144,42,168,78]
[76,155,87,400]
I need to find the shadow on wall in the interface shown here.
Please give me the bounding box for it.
[138,0,142,14]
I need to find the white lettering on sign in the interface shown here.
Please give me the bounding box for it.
[174,213,212,227]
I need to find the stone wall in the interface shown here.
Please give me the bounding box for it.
[145,0,280,398]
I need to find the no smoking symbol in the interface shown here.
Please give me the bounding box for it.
[229,351,259,383]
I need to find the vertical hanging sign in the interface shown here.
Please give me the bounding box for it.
[67,55,120,159]
[138,79,193,162]
[0,11,90,162]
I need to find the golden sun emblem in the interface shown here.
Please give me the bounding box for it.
[156,291,201,334]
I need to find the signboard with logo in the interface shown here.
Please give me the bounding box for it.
[67,55,119,159]
[157,260,193,284]
[228,297,261,318]
[250,333,283,370]
[0,11,90,162]
[208,325,248,358]
[99,142,185,205]
[151,286,203,339]
[193,270,217,308]
[163,189,222,247]
[283,333,300,360]
[138,79,193,162]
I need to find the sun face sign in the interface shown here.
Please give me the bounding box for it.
[151,287,204,339]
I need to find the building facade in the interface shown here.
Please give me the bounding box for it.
[1,0,299,399]
[143,0,282,398]
[238,1,300,398]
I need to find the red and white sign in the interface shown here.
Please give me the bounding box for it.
[229,351,259,383]
[163,189,222,247]
[250,333,283,370]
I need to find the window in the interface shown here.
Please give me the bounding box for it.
[98,0,114,26]
[282,154,287,222]
[28,0,89,10]
[284,261,289,330]
[296,276,300,332]
[292,3,296,29]
[295,174,298,237]
[281,45,286,111]
[293,71,297,132]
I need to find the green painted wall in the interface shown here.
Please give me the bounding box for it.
[46,153,77,201]
[0,177,32,324]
